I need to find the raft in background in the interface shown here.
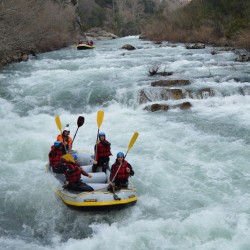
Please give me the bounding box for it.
[51,151,138,210]
[77,44,96,50]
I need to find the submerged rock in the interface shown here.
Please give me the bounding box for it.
[144,102,192,112]
[185,88,214,99]
[235,54,250,62]
[180,102,192,110]
[122,44,136,50]
[186,43,205,49]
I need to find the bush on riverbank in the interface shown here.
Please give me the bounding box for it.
[0,0,77,66]
[142,0,250,49]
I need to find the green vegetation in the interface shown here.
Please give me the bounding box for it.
[1,0,249,67]
[142,0,250,49]
[78,0,157,36]
[0,0,78,66]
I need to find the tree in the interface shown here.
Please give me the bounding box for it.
[0,0,77,62]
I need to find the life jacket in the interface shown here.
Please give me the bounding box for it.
[63,161,82,183]
[57,134,72,150]
[96,140,111,160]
[110,160,130,181]
[49,146,63,168]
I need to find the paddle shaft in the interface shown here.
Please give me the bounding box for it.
[72,127,79,144]
[55,116,68,153]
[111,132,139,183]
[95,111,104,161]
[72,116,85,147]
[111,152,128,183]
[94,129,100,161]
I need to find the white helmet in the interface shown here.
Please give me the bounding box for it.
[63,124,70,132]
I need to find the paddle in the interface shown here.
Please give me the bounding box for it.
[95,110,104,160]
[96,110,104,138]
[72,116,85,145]
[55,115,62,134]
[111,132,139,183]
[55,115,68,153]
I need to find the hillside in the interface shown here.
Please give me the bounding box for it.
[142,0,250,49]
[0,0,79,66]
[164,0,192,10]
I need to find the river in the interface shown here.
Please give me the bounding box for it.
[0,36,250,250]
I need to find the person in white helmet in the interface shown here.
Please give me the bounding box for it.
[56,124,72,154]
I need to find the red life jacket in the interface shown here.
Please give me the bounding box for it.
[63,161,82,183]
[49,146,63,168]
[96,140,111,160]
[110,160,130,181]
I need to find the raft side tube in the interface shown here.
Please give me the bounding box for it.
[81,172,107,183]
[87,183,109,191]
[76,152,94,166]
[80,165,92,173]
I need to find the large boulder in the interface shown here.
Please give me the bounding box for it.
[139,87,214,104]
[151,80,191,87]
[185,87,214,99]
[139,89,183,104]
[144,103,169,112]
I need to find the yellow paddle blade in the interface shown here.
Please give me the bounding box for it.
[97,110,104,129]
[127,132,139,153]
[62,153,75,163]
[55,116,62,133]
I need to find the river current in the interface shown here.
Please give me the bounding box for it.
[0,36,250,250]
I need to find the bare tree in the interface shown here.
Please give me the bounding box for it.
[112,0,144,35]
[0,0,77,62]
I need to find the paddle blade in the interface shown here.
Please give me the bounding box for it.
[55,116,62,133]
[97,110,104,129]
[127,132,139,153]
[77,116,85,127]
[62,153,75,163]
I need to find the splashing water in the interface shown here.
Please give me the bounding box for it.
[1,36,250,250]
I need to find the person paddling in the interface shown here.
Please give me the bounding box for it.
[57,124,72,154]
[48,141,64,174]
[92,132,112,173]
[62,154,94,192]
[109,152,134,189]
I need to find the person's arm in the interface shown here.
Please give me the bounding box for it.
[109,165,115,181]
[127,163,134,176]
[80,167,92,178]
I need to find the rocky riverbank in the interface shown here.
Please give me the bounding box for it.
[0,28,118,68]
